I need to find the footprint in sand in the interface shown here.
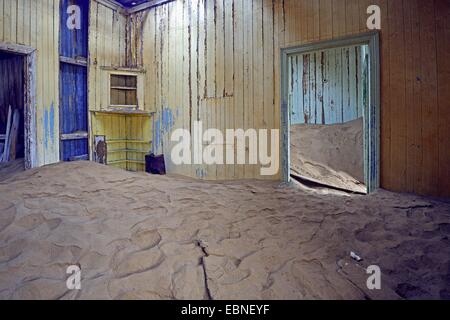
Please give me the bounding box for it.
[113,248,165,278]
[131,229,162,250]
[0,202,16,232]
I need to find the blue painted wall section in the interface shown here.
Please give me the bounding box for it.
[152,107,177,154]
[59,0,89,59]
[59,63,88,161]
[59,0,89,161]
[44,108,49,149]
[43,104,56,150]
[196,168,208,179]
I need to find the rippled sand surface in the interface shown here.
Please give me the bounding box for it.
[0,162,449,300]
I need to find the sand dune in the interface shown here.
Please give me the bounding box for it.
[0,159,24,183]
[0,161,449,300]
[291,119,366,193]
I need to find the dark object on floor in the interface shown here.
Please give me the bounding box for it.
[145,153,166,175]
[94,135,107,164]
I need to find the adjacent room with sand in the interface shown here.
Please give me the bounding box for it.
[0,0,449,300]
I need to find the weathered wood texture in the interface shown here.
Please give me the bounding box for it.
[0,0,128,166]
[90,112,152,172]
[59,0,90,162]
[88,1,127,112]
[288,45,369,125]
[1,0,449,197]
[88,0,128,162]
[127,0,450,197]
[128,0,281,179]
[0,53,24,132]
[0,0,60,166]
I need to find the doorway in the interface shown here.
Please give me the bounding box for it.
[0,43,37,171]
[0,52,25,165]
[280,32,380,193]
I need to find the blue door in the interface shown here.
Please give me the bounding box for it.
[59,0,89,161]
[59,64,88,161]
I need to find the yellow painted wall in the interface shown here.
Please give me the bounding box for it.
[0,0,129,168]
[0,0,60,166]
[90,112,152,171]
[88,1,127,113]
[88,1,130,164]
[88,2,152,171]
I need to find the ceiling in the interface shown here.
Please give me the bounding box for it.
[116,0,149,8]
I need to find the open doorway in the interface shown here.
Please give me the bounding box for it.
[0,43,37,175]
[0,51,26,176]
[289,44,368,193]
[281,32,380,194]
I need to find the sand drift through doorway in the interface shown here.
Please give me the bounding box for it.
[280,32,381,194]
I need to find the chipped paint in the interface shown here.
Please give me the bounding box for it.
[152,106,178,154]
[49,103,55,145]
[43,103,56,150]
[196,167,208,179]
[44,108,49,149]
[289,45,368,125]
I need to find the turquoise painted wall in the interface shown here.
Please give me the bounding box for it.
[289,44,369,125]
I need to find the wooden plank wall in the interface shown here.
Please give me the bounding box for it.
[282,0,450,197]
[0,0,60,166]
[288,45,369,125]
[90,113,152,172]
[88,1,127,112]
[435,0,450,198]
[128,0,450,197]
[1,0,448,197]
[129,0,280,180]
[0,0,128,167]
[88,1,128,160]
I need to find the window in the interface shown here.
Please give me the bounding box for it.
[110,74,138,109]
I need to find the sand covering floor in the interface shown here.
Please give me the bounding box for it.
[291,119,366,193]
[0,159,24,183]
[0,161,449,300]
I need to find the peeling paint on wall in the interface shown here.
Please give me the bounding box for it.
[196,167,208,179]
[44,108,49,149]
[49,103,55,146]
[152,106,178,154]
[289,45,369,125]
[44,103,56,150]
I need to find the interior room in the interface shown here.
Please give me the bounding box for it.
[0,51,25,167]
[0,0,449,301]
[289,43,369,193]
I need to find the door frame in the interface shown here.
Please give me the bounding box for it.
[0,42,38,169]
[280,31,381,193]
